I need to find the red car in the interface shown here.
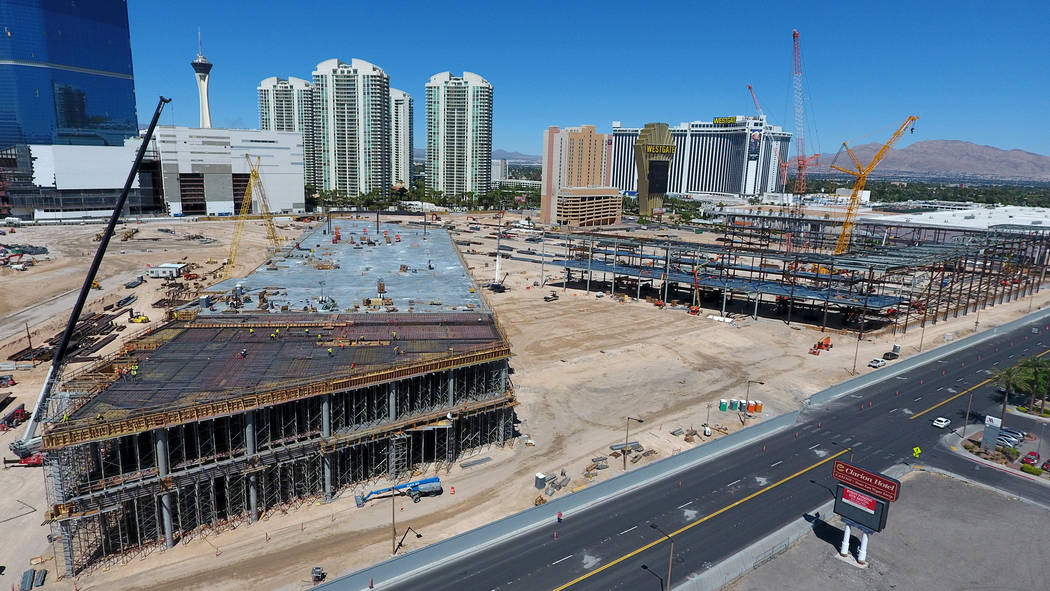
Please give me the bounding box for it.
[1041,459,1050,471]
[1021,451,1040,465]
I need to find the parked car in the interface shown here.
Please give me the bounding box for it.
[868,359,887,368]
[932,417,951,428]
[997,434,1023,447]
[1041,459,1050,471]
[882,351,900,360]
[1021,451,1040,465]
[996,435,1019,448]
[1000,427,1025,440]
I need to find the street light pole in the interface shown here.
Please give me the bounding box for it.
[745,380,764,419]
[649,523,674,590]
[393,526,423,555]
[624,416,644,471]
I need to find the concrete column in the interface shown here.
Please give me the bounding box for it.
[448,370,455,406]
[857,532,868,565]
[245,411,258,522]
[155,428,175,549]
[389,383,397,421]
[838,524,851,557]
[321,395,332,501]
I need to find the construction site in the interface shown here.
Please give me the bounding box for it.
[26,216,514,577]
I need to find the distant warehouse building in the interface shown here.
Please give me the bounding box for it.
[144,126,305,216]
[553,187,621,227]
[3,127,305,220]
[609,115,790,197]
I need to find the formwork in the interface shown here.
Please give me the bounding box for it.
[541,213,1050,334]
[38,221,516,577]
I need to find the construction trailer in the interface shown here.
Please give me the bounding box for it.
[538,213,1050,335]
[36,221,517,577]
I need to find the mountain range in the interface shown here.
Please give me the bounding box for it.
[810,140,1050,182]
[412,148,541,163]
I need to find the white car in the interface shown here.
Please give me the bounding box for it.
[867,359,887,368]
[932,417,951,429]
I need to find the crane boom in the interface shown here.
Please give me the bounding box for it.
[832,115,919,255]
[791,30,808,195]
[748,84,764,117]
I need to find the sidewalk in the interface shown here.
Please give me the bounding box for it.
[1006,404,1050,425]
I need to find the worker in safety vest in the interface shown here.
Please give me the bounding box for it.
[327,347,333,357]
[249,328,254,335]
[96,413,104,422]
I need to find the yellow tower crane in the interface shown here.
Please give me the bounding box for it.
[222,156,281,281]
[832,115,918,255]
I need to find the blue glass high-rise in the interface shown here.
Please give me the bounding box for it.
[0,0,139,148]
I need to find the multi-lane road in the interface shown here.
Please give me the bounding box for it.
[371,317,1050,590]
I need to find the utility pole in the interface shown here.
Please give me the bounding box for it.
[624,416,644,471]
[25,321,33,363]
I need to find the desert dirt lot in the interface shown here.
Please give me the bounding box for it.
[2,212,1048,590]
[730,470,1050,591]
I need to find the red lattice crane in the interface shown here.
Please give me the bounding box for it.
[792,29,809,195]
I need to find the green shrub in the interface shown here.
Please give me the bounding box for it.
[1017,406,1028,413]
[999,446,1021,461]
[1021,464,1043,476]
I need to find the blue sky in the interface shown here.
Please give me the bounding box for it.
[128,0,1049,157]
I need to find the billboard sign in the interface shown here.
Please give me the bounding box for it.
[833,484,889,532]
[984,415,1002,428]
[747,130,761,161]
[713,116,737,124]
[832,461,901,502]
[841,486,877,514]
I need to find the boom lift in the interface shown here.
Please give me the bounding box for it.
[831,116,919,255]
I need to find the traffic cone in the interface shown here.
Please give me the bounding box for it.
[369,577,374,589]
[450,486,455,495]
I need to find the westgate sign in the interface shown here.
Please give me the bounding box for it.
[832,461,900,502]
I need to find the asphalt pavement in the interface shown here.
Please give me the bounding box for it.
[376,318,1050,591]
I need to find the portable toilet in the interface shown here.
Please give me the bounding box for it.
[746,401,756,414]
[755,400,764,413]
[719,399,728,411]
[729,399,738,411]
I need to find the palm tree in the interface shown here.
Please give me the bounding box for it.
[993,366,1027,424]
[1017,357,1043,412]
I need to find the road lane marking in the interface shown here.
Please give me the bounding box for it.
[770,460,783,468]
[727,479,741,486]
[809,443,821,449]
[676,501,693,509]
[911,346,1050,420]
[552,555,574,565]
[913,397,922,401]
[550,448,851,591]
[618,526,637,535]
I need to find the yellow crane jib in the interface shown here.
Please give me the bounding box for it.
[222,156,282,282]
[831,115,919,256]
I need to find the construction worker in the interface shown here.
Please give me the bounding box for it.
[240,348,248,359]
[96,413,104,423]
[130,365,138,382]
[249,328,254,335]
[327,347,333,357]
[305,328,310,334]
[61,413,69,422]
[317,333,322,341]
[275,328,280,336]
[270,333,276,340]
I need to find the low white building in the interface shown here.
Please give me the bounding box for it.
[147,263,186,278]
[143,126,305,216]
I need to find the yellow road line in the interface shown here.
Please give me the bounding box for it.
[910,346,1050,420]
[551,448,851,591]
